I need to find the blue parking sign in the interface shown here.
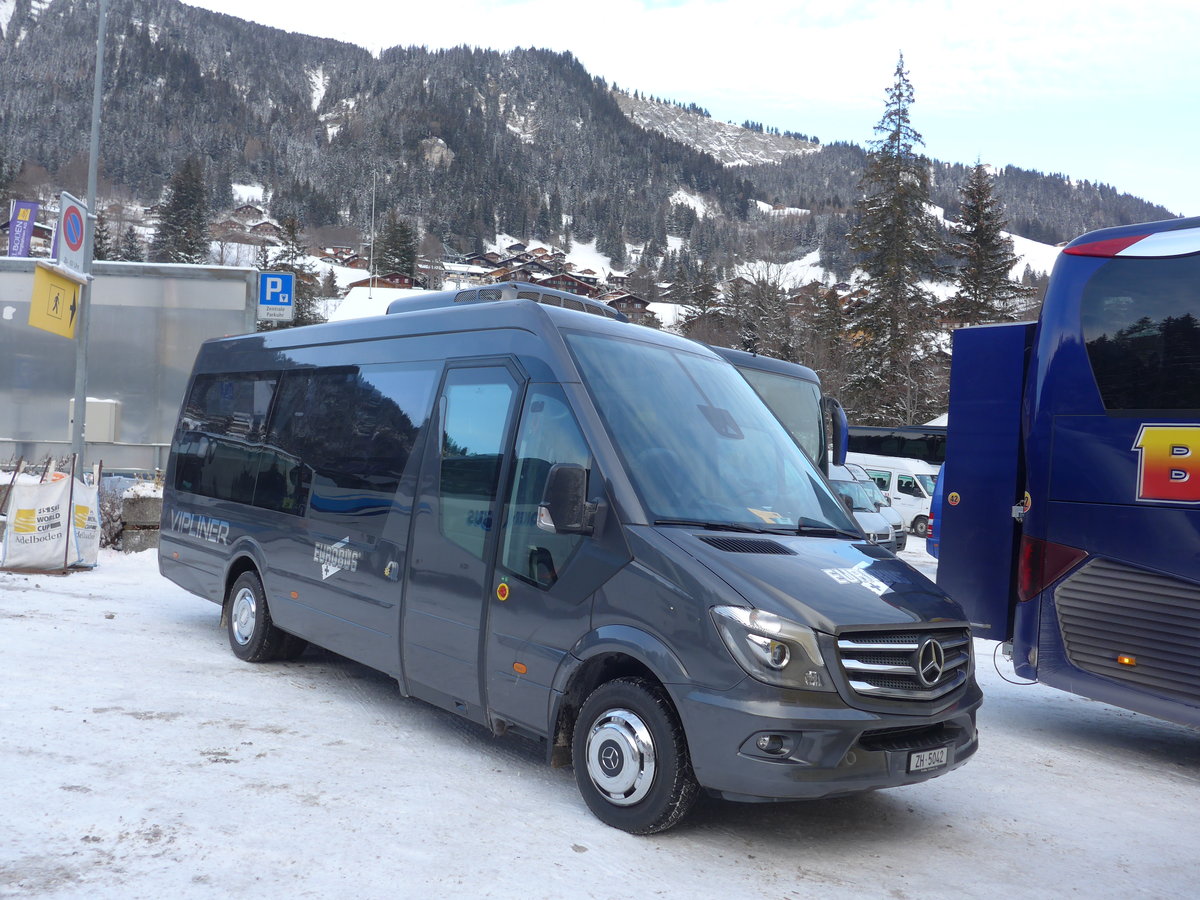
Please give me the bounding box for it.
[258,272,295,321]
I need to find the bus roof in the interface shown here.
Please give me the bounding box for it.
[1063,216,1200,259]
[708,345,820,385]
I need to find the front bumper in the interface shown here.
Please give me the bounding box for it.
[670,677,981,802]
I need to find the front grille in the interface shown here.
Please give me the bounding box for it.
[837,628,971,700]
[1055,558,1200,703]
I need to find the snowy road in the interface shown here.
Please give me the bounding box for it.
[2,546,1197,899]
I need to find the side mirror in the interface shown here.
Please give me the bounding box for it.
[839,493,854,513]
[537,463,595,535]
[824,396,848,470]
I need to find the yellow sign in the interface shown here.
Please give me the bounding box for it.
[29,265,83,339]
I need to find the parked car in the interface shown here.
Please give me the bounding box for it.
[846,452,939,537]
[928,464,944,558]
[826,464,897,551]
[845,462,906,551]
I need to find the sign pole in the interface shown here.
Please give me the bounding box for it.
[70,0,108,465]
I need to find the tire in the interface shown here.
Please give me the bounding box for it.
[572,677,699,834]
[912,516,929,538]
[225,571,305,662]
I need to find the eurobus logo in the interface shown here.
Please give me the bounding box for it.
[1133,425,1200,503]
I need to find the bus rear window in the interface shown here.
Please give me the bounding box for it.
[1082,254,1200,410]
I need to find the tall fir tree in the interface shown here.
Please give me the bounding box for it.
[376,210,416,276]
[258,218,324,330]
[92,213,113,261]
[115,226,145,262]
[845,54,948,425]
[149,157,210,264]
[949,163,1037,325]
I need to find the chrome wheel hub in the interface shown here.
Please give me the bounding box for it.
[584,708,656,806]
[231,587,257,646]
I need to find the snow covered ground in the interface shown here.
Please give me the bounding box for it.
[2,542,1196,898]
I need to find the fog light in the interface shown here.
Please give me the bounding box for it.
[756,734,785,754]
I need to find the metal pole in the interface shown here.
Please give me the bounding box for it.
[70,0,108,465]
[368,170,376,299]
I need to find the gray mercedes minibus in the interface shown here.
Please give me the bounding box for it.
[159,282,980,833]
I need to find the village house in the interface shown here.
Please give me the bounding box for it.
[346,272,417,291]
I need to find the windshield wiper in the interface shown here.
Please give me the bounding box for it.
[796,518,862,540]
[653,518,777,534]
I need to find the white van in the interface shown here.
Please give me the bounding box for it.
[846,452,939,537]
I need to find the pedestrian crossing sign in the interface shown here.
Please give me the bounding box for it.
[29,264,83,339]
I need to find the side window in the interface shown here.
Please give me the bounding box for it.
[501,385,591,588]
[439,368,518,559]
[269,364,437,520]
[174,372,277,504]
[896,474,922,497]
[867,469,889,491]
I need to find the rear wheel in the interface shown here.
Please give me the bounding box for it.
[226,571,306,662]
[912,515,929,538]
[573,677,699,834]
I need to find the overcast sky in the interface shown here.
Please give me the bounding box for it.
[184,0,1199,220]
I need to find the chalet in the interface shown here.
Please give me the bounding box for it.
[491,258,557,282]
[232,204,264,221]
[608,271,630,287]
[249,221,283,239]
[346,272,416,291]
[505,242,527,254]
[345,256,369,270]
[531,272,600,298]
[211,219,245,235]
[600,290,653,325]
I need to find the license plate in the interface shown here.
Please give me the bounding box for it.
[908,746,948,773]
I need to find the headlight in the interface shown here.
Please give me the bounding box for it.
[710,606,835,692]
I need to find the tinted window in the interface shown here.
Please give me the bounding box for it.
[174,373,278,504]
[1083,254,1200,410]
[270,364,436,519]
[439,368,518,558]
[501,385,591,588]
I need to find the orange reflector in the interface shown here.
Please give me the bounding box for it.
[290,591,299,600]
[1117,654,1136,667]
[513,662,528,675]
[172,552,179,559]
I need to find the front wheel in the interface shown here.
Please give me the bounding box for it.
[573,677,699,834]
[226,571,307,662]
[912,515,929,538]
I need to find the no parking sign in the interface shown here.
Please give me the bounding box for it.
[56,192,89,278]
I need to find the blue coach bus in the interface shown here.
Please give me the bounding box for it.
[938,216,1200,727]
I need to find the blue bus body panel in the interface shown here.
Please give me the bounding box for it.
[937,323,1035,638]
[1017,242,1200,726]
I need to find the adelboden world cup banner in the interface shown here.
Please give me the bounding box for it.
[7,200,40,257]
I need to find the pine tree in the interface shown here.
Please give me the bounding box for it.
[92,213,113,261]
[115,226,145,262]
[376,211,416,276]
[949,163,1037,325]
[258,218,324,330]
[845,54,947,425]
[150,157,210,264]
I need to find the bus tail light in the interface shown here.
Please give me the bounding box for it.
[1017,536,1087,603]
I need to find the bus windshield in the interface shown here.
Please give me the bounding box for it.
[566,332,856,533]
